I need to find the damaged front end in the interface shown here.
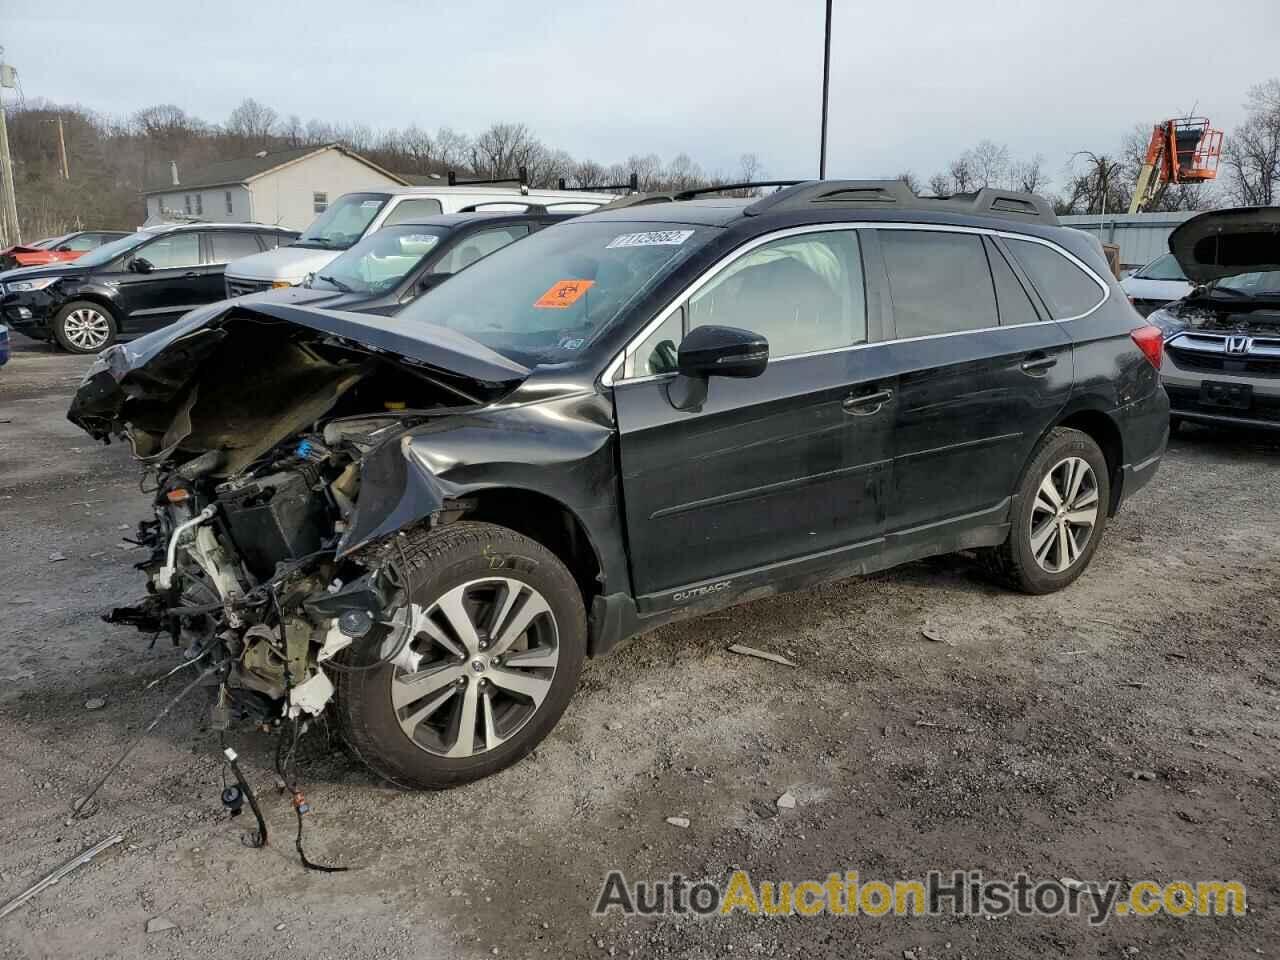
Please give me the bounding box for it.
[71,301,529,726]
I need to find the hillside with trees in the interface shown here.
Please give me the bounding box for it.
[5,81,1277,238]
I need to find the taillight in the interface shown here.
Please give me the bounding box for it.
[1130,324,1163,370]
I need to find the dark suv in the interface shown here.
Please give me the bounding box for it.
[1,222,297,352]
[70,180,1168,790]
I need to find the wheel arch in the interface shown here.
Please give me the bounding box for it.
[1050,407,1124,515]
[54,293,121,333]
[457,486,604,610]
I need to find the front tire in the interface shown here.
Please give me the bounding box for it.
[52,301,117,354]
[337,522,586,789]
[982,427,1111,595]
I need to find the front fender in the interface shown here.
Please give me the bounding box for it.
[338,392,630,594]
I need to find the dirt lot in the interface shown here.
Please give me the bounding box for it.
[0,338,1276,960]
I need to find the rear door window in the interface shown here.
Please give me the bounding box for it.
[985,238,1042,326]
[383,198,444,225]
[1005,238,1106,319]
[879,230,996,338]
[208,231,265,263]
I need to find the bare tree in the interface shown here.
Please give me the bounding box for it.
[969,140,1011,188]
[896,170,922,194]
[1060,151,1128,215]
[226,98,278,144]
[927,172,952,196]
[947,155,976,193]
[1223,78,1280,206]
[1010,154,1048,194]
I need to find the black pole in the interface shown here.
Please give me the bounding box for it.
[819,0,833,179]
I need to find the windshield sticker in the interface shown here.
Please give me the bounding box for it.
[535,279,595,309]
[606,230,695,249]
[361,200,382,208]
[559,337,586,351]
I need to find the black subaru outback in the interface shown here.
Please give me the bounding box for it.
[69,180,1168,789]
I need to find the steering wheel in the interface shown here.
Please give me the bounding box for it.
[653,339,678,373]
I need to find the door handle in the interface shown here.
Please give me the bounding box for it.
[183,271,200,278]
[1020,354,1057,375]
[842,388,893,415]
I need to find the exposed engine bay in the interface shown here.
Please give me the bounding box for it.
[1170,297,1280,336]
[69,302,529,729]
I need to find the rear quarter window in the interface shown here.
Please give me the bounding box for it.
[1006,237,1106,319]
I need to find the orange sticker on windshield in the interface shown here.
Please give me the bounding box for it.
[535,279,594,309]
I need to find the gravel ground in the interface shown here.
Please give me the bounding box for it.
[0,339,1276,959]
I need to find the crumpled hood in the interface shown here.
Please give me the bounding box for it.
[67,299,530,445]
[1170,207,1280,284]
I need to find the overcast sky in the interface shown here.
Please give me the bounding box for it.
[2,0,1276,190]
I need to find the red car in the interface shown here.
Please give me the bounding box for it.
[0,230,129,271]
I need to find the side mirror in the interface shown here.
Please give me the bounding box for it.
[129,257,154,274]
[667,325,769,411]
[417,272,450,293]
[55,245,72,252]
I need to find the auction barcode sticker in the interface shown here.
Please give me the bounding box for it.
[606,230,695,249]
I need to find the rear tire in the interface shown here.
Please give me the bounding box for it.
[1168,415,1182,435]
[51,301,117,354]
[337,521,586,790]
[982,427,1111,595]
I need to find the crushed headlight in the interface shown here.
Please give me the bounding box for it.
[6,276,59,292]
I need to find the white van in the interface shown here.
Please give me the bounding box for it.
[224,185,617,296]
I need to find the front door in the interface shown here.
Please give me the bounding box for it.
[871,228,1074,544]
[114,231,205,332]
[613,228,894,609]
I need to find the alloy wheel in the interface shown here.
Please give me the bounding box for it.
[384,577,560,758]
[62,308,111,351]
[1029,456,1099,573]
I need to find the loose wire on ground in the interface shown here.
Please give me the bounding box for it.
[73,660,225,819]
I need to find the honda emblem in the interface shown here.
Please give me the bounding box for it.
[1225,335,1251,355]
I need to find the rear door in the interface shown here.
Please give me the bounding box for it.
[203,230,266,301]
[113,231,204,332]
[612,227,894,607]
[870,227,1074,546]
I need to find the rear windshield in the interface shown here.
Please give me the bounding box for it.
[311,225,448,294]
[295,192,389,250]
[397,220,716,365]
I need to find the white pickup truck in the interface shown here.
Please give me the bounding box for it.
[224,185,616,296]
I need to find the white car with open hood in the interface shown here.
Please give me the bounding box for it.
[223,184,617,297]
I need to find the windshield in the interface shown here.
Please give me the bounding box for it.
[296,193,390,250]
[312,225,448,294]
[73,232,152,268]
[1139,254,1186,281]
[33,234,71,249]
[397,220,716,365]
[1209,270,1280,298]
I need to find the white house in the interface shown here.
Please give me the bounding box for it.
[142,144,409,231]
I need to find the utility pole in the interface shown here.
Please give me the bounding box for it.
[55,113,69,180]
[0,53,19,244]
[818,0,833,179]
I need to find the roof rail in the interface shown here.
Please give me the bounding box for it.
[446,167,529,189]
[744,180,1058,225]
[457,201,549,215]
[673,180,803,201]
[558,172,639,193]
